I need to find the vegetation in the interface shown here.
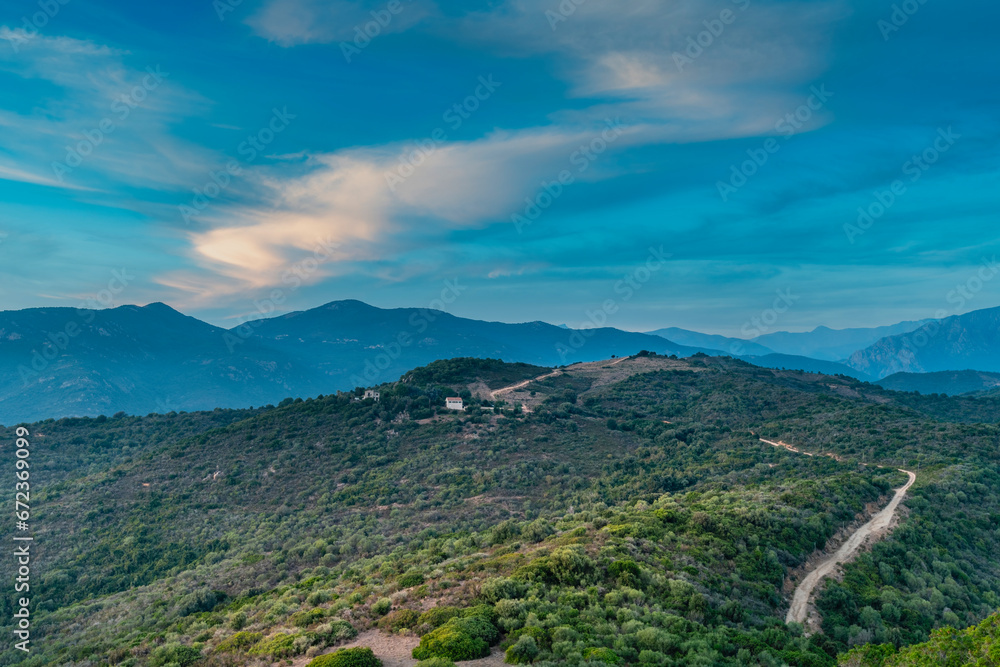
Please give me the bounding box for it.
[0,356,997,666]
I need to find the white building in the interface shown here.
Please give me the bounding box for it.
[445,397,464,411]
[364,390,380,402]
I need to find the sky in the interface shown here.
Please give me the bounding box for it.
[0,0,998,337]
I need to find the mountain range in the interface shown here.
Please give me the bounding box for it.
[4,299,1000,423]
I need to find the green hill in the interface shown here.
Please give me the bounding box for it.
[1,356,998,666]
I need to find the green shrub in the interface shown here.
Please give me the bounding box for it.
[315,619,358,642]
[378,608,420,632]
[418,606,462,629]
[149,644,202,667]
[480,578,527,604]
[505,635,539,664]
[249,632,302,658]
[415,658,456,667]
[449,616,499,645]
[371,597,392,616]
[308,646,382,667]
[462,604,499,625]
[608,559,641,586]
[398,572,425,588]
[215,631,263,653]
[412,624,489,661]
[583,647,621,664]
[291,608,327,627]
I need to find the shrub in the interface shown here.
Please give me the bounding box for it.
[505,635,539,664]
[378,608,420,632]
[292,608,327,628]
[462,604,499,625]
[249,632,302,658]
[412,624,489,661]
[608,559,641,586]
[215,631,263,653]
[372,597,392,616]
[415,658,456,667]
[418,606,462,630]
[583,647,621,664]
[149,644,202,667]
[398,572,426,588]
[481,578,527,604]
[308,646,382,667]
[450,616,499,645]
[316,620,358,642]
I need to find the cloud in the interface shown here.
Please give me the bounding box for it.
[169,0,847,299]
[0,29,212,194]
[246,0,435,46]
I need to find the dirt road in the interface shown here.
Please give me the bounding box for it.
[490,370,562,400]
[784,468,916,625]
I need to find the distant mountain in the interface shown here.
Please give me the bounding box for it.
[0,303,326,424]
[647,327,775,356]
[877,370,1000,396]
[752,321,930,361]
[736,353,873,381]
[240,300,711,386]
[0,300,713,424]
[848,306,1000,379]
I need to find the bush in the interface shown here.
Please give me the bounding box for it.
[149,644,202,667]
[481,578,526,604]
[412,624,489,661]
[215,631,263,653]
[415,659,457,667]
[372,597,392,616]
[505,635,539,664]
[418,606,462,630]
[449,616,499,645]
[316,620,358,642]
[378,608,420,632]
[583,647,621,664]
[308,646,382,667]
[398,572,426,588]
[249,633,302,658]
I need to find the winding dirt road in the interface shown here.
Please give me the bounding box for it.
[759,438,917,627]
[785,467,916,625]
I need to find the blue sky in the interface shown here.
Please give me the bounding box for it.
[0,0,998,336]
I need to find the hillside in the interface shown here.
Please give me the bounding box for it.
[751,322,929,362]
[847,306,1000,379]
[2,356,999,667]
[876,369,1000,396]
[0,301,711,424]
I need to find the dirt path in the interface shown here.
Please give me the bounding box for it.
[490,370,562,400]
[762,437,917,628]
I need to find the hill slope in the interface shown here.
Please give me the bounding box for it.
[848,306,1000,379]
[0,301,711,424]
[2,356,999,667]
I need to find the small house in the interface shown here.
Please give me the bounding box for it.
[364,390,380,402]
[445,397,464,411]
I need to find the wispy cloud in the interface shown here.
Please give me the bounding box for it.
[246,0,436,46]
